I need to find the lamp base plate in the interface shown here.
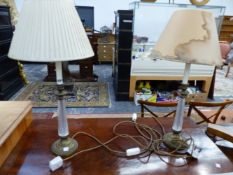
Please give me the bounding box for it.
[163,132,189,151]
[51,137,78,157]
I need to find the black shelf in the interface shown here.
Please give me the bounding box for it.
[0,5,24,100]
[114,10,133,101]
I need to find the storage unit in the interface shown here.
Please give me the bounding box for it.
[98,34,115,63]
[219,16,233,43]
[0,6,23,100]
[113,10,133,101]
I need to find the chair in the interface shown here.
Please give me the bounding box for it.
[219,42,233,77]
[225,43,233,78]
[137,100,178,118]
[187,100,233,125]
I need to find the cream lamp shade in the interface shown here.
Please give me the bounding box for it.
[150,9,222,67]
[8,0,94,62]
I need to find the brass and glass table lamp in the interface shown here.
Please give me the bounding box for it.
[8,0,94,157]
[150,9,223,150]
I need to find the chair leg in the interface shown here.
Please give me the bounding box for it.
[187,106,192,117]
[141,105,144,118]
[225,64,231,77]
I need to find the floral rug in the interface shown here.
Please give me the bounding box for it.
[15,82,109,107]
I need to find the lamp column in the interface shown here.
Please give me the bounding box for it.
[51,61,78,157]
[163,63,191,150]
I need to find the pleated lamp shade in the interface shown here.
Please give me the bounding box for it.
[8,0,94,62]
[150,9,222,66]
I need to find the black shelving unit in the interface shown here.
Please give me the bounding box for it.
[0,6,23,100]
[113,10,133,101]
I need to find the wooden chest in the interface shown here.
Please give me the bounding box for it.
[98,43,115,62]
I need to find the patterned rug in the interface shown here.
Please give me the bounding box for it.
[15,82,110,107]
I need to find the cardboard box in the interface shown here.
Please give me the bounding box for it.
[186,92,208,103]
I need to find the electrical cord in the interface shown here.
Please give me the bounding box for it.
[62,113,196,167]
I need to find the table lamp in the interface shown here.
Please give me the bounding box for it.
[8,0,94,157]
[150,9,222,150]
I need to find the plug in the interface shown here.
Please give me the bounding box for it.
[126,147,140,156]
[49,156,63,171]
[132,113,137,122]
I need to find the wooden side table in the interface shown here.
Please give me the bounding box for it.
[0,101,32,166]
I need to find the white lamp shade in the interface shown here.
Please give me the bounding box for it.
[8,0,94,62]
[150,9,222,66]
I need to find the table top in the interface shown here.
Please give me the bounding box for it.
[0,101,32,146]
[1,116,233,175]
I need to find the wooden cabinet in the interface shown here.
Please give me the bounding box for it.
[0,6,23,100]
[98,34,115,63]
[98,42,115,62]
[219,16,233,43]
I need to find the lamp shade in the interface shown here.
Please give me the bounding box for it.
[150,9,222,66]
[8,0,94,62]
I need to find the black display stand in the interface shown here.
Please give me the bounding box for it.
[113,10,133,101]
[0,6,23,100]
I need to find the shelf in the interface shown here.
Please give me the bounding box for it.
[219,16,233,43]
[0,6,24,100]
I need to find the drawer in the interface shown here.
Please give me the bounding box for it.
[98,48,114,54]
[98,56,112,62]
[98,52,113,58]
[98,45,114,51]
[98,54,112,62]
[98,49,114,55]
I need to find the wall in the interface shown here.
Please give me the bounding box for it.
[15,0,233,31]
[74,0,232,30]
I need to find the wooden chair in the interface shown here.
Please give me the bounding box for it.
[187,100,233,125]
[137,100,178,118]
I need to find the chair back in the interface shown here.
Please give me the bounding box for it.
[137,100,178,118]
[187,100,233,124]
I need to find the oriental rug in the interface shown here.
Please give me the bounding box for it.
[15,82,109,107]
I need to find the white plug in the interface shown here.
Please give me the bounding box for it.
[126,147,140,156]
[49,156,63,171]
[132,113,137,122]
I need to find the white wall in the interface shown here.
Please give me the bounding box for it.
[74,0,233,30]
[15,0,233,31]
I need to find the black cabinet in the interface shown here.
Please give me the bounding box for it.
[0,6,23,100]
[113,10,133,101]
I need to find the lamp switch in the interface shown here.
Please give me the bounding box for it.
[132,113,137,121]
[49,156,63,171]
[126,147,140,156]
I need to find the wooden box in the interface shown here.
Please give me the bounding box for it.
[0,101,32,166]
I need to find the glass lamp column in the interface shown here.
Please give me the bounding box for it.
[163,63,191,150]
[51,61,78,157]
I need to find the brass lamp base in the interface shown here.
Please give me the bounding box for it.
[51,137,78,157]
[163,132,189,151]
